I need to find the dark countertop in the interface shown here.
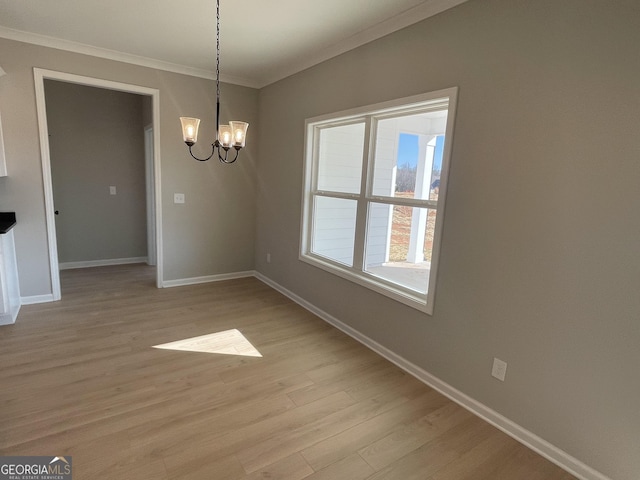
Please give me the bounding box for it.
[0,212,16,234]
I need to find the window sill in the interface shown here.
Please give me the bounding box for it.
[300,253,433,314]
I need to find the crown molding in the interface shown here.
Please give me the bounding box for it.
[0,26,260,89]
[257,0,470,87]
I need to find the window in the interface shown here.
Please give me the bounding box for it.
[301,88,457,314]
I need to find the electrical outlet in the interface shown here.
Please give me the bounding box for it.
[266,253,271,263]
[109,186,117,195]
[492,357,508,381]
[174,193,185,204]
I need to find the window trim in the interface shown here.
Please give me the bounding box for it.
[300,88,458,314]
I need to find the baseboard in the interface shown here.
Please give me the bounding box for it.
[0,305,19,325]
[20,294,56,305]
[253,272,610,480]
[19,268,255,303]
[59,257,148,270]
[163,270,255,288]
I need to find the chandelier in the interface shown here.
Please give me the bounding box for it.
[180,0,248,164]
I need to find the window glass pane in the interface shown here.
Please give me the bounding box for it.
[317,123,365,194]
[311,196,357,266]
[365,202,437,293]
[371,110,448,201]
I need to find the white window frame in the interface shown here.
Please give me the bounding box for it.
[300,88,458,314]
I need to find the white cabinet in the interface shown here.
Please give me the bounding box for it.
[0,229,21,325]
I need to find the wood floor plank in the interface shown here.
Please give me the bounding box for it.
[239,453,314,480]
[364,415,496,480]
[300,388,447,471]
[426,429,521,480]
[358,401,474,470]
[0,264,577,480]
[164,452,245,480]
[286,359,398,407]
[304,453,374,480]
[156,391,356,476]
[236,392,408,474]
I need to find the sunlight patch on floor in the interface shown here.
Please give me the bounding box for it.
[153,329,262,357]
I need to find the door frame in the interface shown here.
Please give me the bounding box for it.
[34,68,163,300]
[144,125,157,266]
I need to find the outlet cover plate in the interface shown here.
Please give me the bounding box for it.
[492,357,508,381]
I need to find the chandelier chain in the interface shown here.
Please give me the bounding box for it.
[179,0,247,164]
[216,0,220,103]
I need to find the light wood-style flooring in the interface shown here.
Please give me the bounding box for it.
[0,264,576,479]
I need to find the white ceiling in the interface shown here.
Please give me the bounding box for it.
[0,0,467,88]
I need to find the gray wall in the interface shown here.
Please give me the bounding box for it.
[45,80,147,264]
[255,1,640,479]
[0,37,258,296]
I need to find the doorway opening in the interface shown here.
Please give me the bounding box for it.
[34,69,162,300]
